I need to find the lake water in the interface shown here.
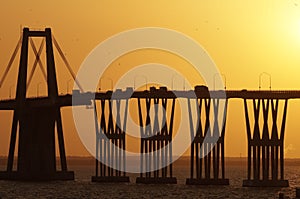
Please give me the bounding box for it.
[0,157,299,198]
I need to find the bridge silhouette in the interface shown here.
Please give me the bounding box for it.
[0,27,298,187]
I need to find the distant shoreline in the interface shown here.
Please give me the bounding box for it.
[1,156,300,159]
[1,156,300,166]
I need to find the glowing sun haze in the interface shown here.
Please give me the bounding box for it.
[0,0,300,157]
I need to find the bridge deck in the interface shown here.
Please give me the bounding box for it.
[1,90,300,110]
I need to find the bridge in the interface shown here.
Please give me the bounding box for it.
[0,27,298,187]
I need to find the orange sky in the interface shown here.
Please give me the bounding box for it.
[0,1,300,157]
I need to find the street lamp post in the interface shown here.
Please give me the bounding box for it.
[9,85,14,99]
[259,72,271,90]
[171,75,175,90]
[108,77,113,91]
[172,74,186,91]
[99,77,114,91]
[37,82,42,97]
[134,75,148,90]
[213,73,227,90]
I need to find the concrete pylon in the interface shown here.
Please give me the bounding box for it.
[0,28,74,181]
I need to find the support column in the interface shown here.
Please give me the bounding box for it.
[136,87,177,184]
[242,98,289,187]
[92,89,130,183]
[186,86,229,185]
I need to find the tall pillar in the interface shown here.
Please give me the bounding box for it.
[136,87,177,184]
[243,98,289,187]
[0,28,74,181]
[186,86,229,185]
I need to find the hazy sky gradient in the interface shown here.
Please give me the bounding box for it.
[0,1,300,157]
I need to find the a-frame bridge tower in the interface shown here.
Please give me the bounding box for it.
[0,28,74,180]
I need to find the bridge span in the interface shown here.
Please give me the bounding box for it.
[2,88,300,110]
[0,27,298,187]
